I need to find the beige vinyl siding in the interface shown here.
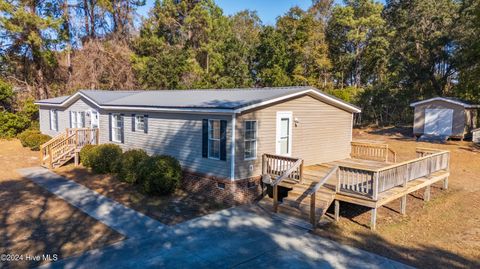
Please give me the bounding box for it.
[98,111,232,179]
[234,94,353,180]
[413,100,466,137]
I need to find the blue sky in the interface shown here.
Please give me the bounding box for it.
[138,0,329,25]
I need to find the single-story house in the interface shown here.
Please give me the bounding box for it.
[35,87,360,203]
[410,97,479,140]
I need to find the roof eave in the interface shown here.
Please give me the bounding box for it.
[233,88,361,114]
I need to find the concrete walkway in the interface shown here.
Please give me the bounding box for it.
[18,167,413,269]
[17,167,166,239]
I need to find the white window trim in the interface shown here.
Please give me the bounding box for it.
[244,120,258,160]
[50,109,58,131]
[208,119,221,160]
[276,111,293,157]
[135,115,145,131]
[90,109,100,129]
[70,111,86,128]
[111,113,123,143]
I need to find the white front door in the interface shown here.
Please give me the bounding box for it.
[424,109,453,135]
[276,112,292,156]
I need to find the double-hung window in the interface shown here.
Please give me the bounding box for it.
[208,119,221,159]
[135,115,145,131]
[112,114,123,143]
[244,120,257,160]
[50,109,58,131]
[70,111,85,128]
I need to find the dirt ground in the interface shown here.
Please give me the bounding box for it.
[315,127,480,269]
[0,140,123,269]
[54,166,228,226]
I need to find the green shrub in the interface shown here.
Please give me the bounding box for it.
[17,129,41,147]
[138,155,182,195]
[116,149,149,184]
[0,112,30,138]
[90,144,122,174]
[79,144,97,168]
[22,133,51,151]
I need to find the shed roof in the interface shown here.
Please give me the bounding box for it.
[410,97,480,108]
[35,87,361,114]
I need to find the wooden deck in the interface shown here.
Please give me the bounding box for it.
[261,142,450,231]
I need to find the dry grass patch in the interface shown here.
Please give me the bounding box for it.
[0,140,124,269]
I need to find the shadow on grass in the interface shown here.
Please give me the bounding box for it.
[0,177,123,269]
[316,221,479,269]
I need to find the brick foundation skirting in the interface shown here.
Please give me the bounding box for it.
[181,172,263,206]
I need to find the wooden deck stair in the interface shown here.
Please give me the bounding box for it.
[40,128,98,169]
[278,166,336,226]
[261,154,338,229]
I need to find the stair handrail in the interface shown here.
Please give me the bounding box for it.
[50,133,76,161]
[306,166,338,196]
[269,158,303,213]
[40,131,67,149]
[271,158,304,187]
[307,166,338,226]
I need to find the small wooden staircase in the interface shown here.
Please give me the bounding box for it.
[259,154,338,229]
[40,128,98,169]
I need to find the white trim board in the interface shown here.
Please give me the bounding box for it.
[410,97,480,108]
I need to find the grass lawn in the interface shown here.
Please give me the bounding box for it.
[314,127,480,269]
[0,140,124,269]
[54,165,229,226]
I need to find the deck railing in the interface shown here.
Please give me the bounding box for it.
[40,128,99,168]
[262,153,304,212]
[351,141,397,163]
[337,148,450,200]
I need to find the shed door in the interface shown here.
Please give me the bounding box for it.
[424,109,453,135]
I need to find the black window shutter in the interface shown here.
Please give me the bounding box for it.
[132,114,136,132]
[144,115,148,133]
[220,120,227,161]
[108,113,112,141]
[120,114,125,143]
[202,119,208,158]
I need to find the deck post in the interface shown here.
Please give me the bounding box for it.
[443,177,449,190]
[424,185,431,202]
[310,192,316,226]
[400,195,407,215]
[370,208,377,231]
[74,152,79,166]
[334,200,340,221]
[299,159,304,184]
[273,185,278,213]
[372,172,379,200]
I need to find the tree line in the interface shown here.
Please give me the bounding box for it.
[1,0,480,128]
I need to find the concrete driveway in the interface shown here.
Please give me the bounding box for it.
[19,167,412,269]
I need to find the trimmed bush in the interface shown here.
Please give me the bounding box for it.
[17,129,41,147]
[116,149,149,184]
[138,155,182,195]
[79,144,97,168]
[90,144,122,174]
[22,133,51,151]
